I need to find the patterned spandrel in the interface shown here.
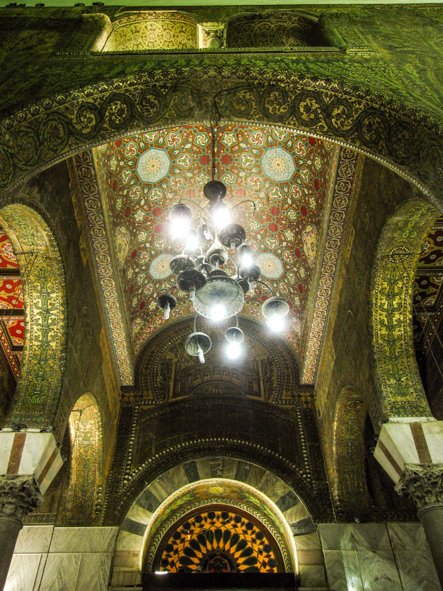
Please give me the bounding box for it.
[155,508,282,574]
[94,124,333,355]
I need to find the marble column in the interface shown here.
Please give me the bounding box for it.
[0,476,41,591]
[395,463,443,588]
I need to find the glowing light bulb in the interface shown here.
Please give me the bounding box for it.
[164,302,170,320]
[210,304,227,321]
[241,253,254,268]
[169,217,191,240]
[212,203,231,230]
[185,233,199,251]
[198,344,205,364]
[226,340,242,360]
[267,314,285,333]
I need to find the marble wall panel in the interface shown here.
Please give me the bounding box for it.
[318,523,391,552]
[14,525,53,553]
[49,526,118,553]
[5,554,44,591]
[76,553,113,591]
[39,553,82,591]
[387,522,441,591]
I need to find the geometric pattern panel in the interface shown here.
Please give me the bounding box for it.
[155,507,282,573]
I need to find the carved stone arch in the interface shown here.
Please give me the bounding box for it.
[57,393,103,525]
[111,458,321,587]
[0,69,441,208]
[371,199,440,419]
[0,204,66,429]
[331,386,372,520]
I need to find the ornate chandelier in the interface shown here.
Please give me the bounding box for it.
[157,129,289,364]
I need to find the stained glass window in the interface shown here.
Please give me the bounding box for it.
[154,506,283,574]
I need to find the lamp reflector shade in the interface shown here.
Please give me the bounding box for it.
[225,326,244,343]
[169,204,192,239]
[185,332,212,363]
[262,296,290,319]
[203,180,227,201]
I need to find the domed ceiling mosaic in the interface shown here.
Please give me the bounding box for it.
[74,124,361,385]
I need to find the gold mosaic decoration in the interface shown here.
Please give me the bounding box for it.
[0,205,66,428]
[107,12,198,51]
[371,200,439,418]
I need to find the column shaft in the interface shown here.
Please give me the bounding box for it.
[0,516,22,591]
[418,504,443,588]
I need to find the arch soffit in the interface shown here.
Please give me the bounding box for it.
[115,459,317,575]
[0,204,66,429]
[371,199,440,419]
[0,69,441,207]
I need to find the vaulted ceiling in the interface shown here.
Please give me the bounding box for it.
[74,123,361,386]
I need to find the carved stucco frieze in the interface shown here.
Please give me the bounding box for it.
[0,476,42,521]
[395,463,443,509]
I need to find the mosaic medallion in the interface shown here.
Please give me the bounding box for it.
[261,147,295,182]
[255,253,284,279]
[149,254,174,280]
[136,148,171,183]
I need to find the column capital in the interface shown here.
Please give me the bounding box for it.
[395,463,443,509]
[0,476,42,521]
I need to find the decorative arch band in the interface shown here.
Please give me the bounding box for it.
[0,204,66,429]
[371,200,439,419]
[0,69,441,208]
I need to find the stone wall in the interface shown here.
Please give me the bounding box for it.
[5,526,118,591]
[318,523,441,591]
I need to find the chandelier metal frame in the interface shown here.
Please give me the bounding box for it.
[157,125,289,363]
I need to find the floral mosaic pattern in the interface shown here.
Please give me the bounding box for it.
[95,124,333,357]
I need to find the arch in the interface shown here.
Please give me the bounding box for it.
[331,387,372,520]
[57,393,103,525]
[371,199,440,419]
[0,70,441,208]
[111,459,318,587]
[0,204,66,429]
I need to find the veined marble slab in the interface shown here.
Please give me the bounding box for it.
[14,525,53,553]
[49,526,118,553]
[76,553,113,591]
[156,465,189,495]
[293,532,322,550]
[5,554,43,591]
[387,523,441,591]
[318,523,391,551]
[39,553,82,591]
